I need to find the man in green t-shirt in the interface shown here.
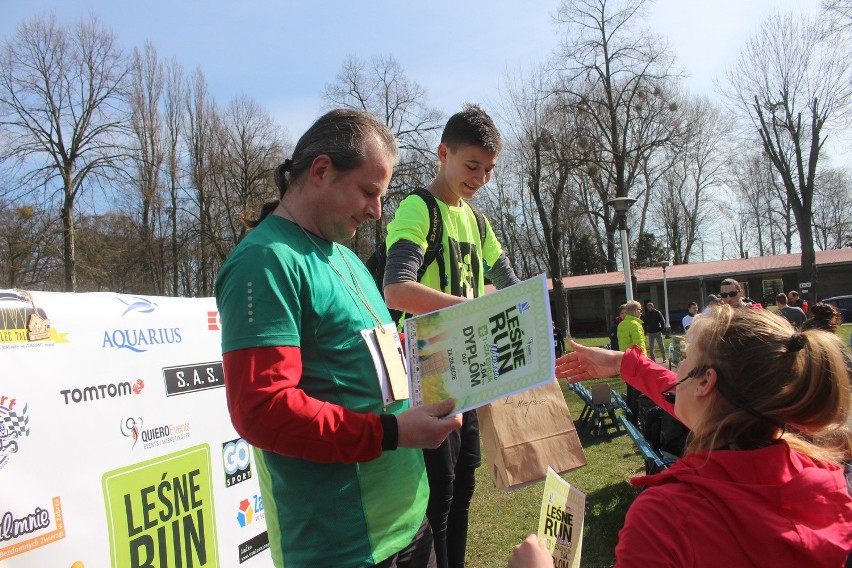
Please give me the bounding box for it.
[383,105,520,568]
[216,109,461,568]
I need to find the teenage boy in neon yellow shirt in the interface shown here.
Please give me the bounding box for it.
[383,105,520,568]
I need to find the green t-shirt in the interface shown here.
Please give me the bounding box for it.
[215,215,428,567]
[386,193,503,299]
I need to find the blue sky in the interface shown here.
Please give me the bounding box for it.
[1,0,828,144]
[4,0,847,174]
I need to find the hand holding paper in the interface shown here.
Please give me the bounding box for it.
[396,399,462,449]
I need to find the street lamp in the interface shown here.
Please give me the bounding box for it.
[608,197,637,302]
[659,262,671,336]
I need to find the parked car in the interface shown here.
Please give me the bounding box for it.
[820,295,852,323]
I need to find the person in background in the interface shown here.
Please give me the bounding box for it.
[775,292,806,328]
[802,302,843,333]
[702,294,721,315]
[789,290,810,314]
[642,301,666,363]
[609,303,627,351]
[510,306,852,568]
[618,300,647,422]
[553,322,566,358]
[682,301,698,332]
[216,109,462,568]
[383,105,520,568]
[719,278,762,310]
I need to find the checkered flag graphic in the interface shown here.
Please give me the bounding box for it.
[3,404,29,438]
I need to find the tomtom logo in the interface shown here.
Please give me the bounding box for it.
[223,438,252,487]
[60,379,144,405]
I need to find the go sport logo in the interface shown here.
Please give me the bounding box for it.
[102,296,182,353]
[223,438,252,487]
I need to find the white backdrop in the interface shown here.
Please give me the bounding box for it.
[0,289,270,567]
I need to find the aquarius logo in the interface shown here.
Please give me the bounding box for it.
[0,394,29,470]
[117,296,159,316]
[236,495,264,528]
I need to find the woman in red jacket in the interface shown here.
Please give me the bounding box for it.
[510,306,852,568]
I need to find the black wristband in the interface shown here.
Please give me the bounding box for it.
[379,413,399,451]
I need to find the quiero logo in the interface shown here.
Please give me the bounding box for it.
[0,291,68,346]
[60,379,145,405]
[238,531,269,564]
[121,417,191,450]
[0,496,66,561]
[102,444,218,568]
[222,438,252,488]
[236,495,265,528]
[163,362,224,397]
[0,395,29,470]
[102,296,182,353]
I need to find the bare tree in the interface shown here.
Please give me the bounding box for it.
[128,41,166,294]
[499,66,583,334]
[163,57,186,296]
[323,55,443,254]
[0,201,61,289]
[212,94,287,251]
[0,14,130,291]
[724,12,852,297]
[184,68,219,296]
[554,0,681,271]
[812,166,852,249]
[653,95,731,263]
[823,0,852,32]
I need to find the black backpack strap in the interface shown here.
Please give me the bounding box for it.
[469,205,487,245]
[409,188,446,289]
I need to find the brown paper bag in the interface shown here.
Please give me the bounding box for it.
[478,379,586,491]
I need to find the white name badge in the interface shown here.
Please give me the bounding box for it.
[361,323,409,405]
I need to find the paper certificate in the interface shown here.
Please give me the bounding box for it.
[405,274,554,415]
[538,466,585,568]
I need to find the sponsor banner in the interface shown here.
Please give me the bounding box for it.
[102,445,219,568]
[0,496,66,561]
[0,290,270,566]
[238,531,270,564]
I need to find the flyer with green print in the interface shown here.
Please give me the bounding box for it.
[405,273,554,415]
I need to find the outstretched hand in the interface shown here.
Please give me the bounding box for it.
[508,533,553,568]
[396,399,462,449]
[555,340,624,383]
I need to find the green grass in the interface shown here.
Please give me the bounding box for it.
[467,336,643,568]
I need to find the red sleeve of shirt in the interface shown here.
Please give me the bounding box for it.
[619,345,679,418]
[223,345,384,464]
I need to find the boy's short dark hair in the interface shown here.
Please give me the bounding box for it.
[441,104,503,154]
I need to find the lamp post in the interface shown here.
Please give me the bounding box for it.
[659,262,671,336]
[608,197,638,302]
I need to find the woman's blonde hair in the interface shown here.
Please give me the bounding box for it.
[684,305,852,463]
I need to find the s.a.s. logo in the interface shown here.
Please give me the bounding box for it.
[223,438,252,487]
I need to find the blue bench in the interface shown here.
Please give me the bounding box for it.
[619,415,670,474]
[567,382,623,436]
